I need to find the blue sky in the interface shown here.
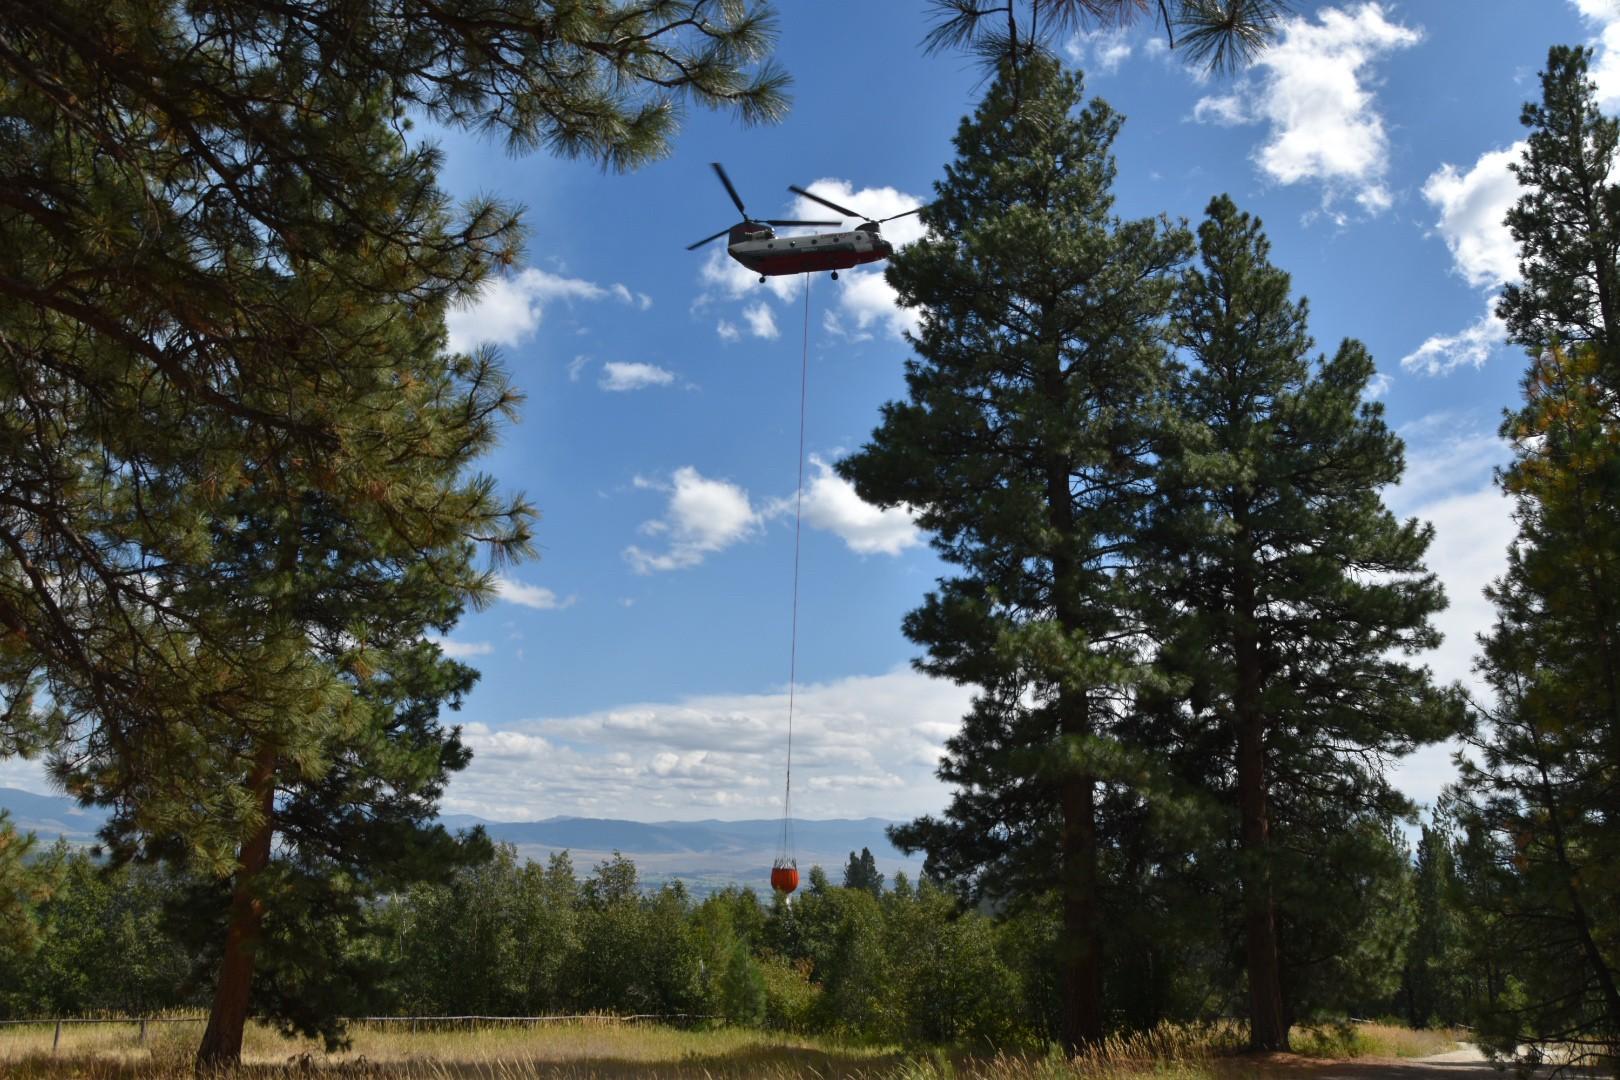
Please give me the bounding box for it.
[5,1,1607,825]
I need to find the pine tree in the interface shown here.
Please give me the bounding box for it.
[0,1,790,1067]
[1456,342,1620,1067]
[1152,196,1457,1049]
[923,0,1290,78]
[1499,46,1620,371]
[839,55,1190,1048]
[842,847,885,896]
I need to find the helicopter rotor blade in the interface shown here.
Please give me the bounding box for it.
[762,218,842,227]
[788,184,864,221]
[712,163,748,218]
[686,227,733,251]
[876,205,928,224]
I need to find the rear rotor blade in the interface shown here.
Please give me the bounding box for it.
[712,163,747,217]
[788,184,864,220]
[686,227,732,251]
[762,219,842,227]
[877,206,927,224]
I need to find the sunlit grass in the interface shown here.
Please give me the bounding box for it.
[1289,1021,1467,1059]
[0,1015,1469,1077]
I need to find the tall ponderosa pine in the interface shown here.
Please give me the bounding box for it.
[840,56,1190,1049]
[1154,197,1455,1049]
[1499,46,1620,369]
[0,0,789,1068]
[1458,342,1620,1066]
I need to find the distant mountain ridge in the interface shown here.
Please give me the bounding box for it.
[0,788,919,890]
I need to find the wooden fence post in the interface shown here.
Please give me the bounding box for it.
[139,1018,148,1043]
[52,1020,61,1053]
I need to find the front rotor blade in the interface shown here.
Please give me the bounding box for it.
[686,227,732,251]
[712,163,747,217]
[788,184,864,220]
[762,219,842,227]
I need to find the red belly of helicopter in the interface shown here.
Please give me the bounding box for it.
[734,245,889,277]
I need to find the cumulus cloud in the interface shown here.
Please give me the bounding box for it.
[1191,3,1421,215]
[625,467,762,573]
[599,361,676,392]
[495,576,576,611]
[441,667,973,821]
[1365,372,1393,399]
[446,267,649,352]
[1404,142,1524,376]
[742,302,779,340]
[1572,0,1620,109]
[769,456,922,556]
[716,319,741,343]
[1422,143,1525,289]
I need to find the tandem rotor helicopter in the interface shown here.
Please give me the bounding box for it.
[686,163,926,282]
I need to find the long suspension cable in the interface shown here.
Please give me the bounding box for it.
[780,274,811,866]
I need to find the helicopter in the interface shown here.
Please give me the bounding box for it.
[687,163,925,282]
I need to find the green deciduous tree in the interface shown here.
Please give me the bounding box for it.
[1151,195,1456,1048]
[839,55,1190,1049]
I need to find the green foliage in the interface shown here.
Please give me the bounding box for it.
[840,52,1191,1048]
[922,0,1289,77]
[843,848,886,897]
[1454,344,1620,1068]
[1498,46,1620,366]
[0,2,790,1063]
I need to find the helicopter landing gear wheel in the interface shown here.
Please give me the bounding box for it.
[759,275,766,284]
[830,270,839,280]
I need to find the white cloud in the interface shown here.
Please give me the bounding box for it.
[716,319,741,343]
[599,361,676,392]
[429,636,495,659]
[1386,413,1513,693]
[1404,143,1525,377]
[625,467,762,573]
[1571,0,1620,109]
[1192,3,1421,215]
[567,354,591,382]
[1365,372,1393,399]
[1065,26,1134,75]
[743,302,779,340]
[699,245,800,304]
[1400,298,1510,375]
[769,456,922,556]
[1380,414,1515,808]
[837,268,923,341]
[1422,143,1525,289]
[442,667,972,821]
[445,267,649,352]
[495,576,576,611]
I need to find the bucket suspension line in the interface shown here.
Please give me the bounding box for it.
[772,275,812,896]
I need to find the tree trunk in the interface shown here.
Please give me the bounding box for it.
[1059,754,1103,1052]
[1234,564,1288,1052]
[195,745,278,1072]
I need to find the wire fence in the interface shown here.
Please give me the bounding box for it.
[0,1012,725,1053]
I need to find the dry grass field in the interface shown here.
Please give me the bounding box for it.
[0,1017,1467,1079]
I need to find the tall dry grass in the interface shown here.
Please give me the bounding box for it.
[0,1015,1465,1078]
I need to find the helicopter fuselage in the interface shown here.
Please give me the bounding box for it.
[726,223,893,278]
